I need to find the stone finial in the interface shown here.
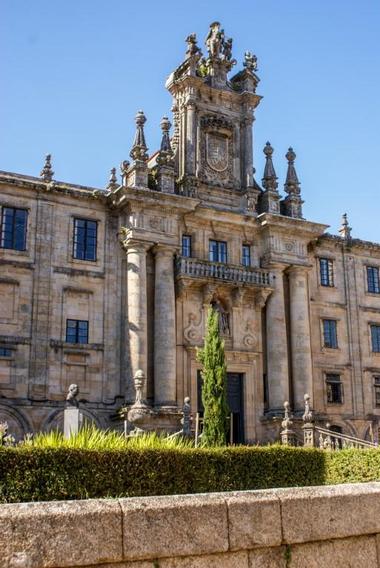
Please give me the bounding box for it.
[133,369,146,407]
[281,401,293,430]
[243,51,258,72]
[285,147,300,189]
[181,396,192,437]
[262,142,278,191]
[130,110,148,162]
[302,393,313,423]
[283,147,303,219]
[106,167,118,190]
[66,384,79,408]
[157,116,173,166]
[40,154,54,181]
[339,213,352,241]
[185,33,201,59]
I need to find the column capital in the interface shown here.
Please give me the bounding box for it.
[287,264,312,277]
[152,243,178,258]
[121,237,152,254]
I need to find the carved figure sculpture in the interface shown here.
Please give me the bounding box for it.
[185,33,201,58]
[205,22,223,58]
[66,384,79,408]
[243,51,258,72]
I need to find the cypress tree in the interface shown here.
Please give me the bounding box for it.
[197,308,229,446]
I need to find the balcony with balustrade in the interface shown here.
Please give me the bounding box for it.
[175,256,274,288]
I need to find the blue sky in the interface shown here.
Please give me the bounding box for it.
[1,0,379,241]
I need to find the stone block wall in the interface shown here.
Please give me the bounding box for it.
[2,483,380,567]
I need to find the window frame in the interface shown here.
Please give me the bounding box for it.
[0,206,28,251]
[367,266,380,294]
[65,319,89,345]
[374,376,380,408]
[322,318,338,349]
[242,244,251,267]
[370,324,380,354]
[0,347,12,358]
[72,218,98,262]
[319,257,334,287]
[181,235,192,258]
[326,373,343,404]
[209,239,228,264]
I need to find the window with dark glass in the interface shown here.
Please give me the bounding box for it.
[66,319,89,344]
[371,325,380,353]
[209,240,227,263]
[319,258,334,287]
[0,347,12,357]
[242,244,251,267]
[73,218,97,261]
[367,266,380,294]
[182,235,192,258]
[374,377,380,407]
[326,374,343,404]
[322,319,338,349]
[0,207,28,251]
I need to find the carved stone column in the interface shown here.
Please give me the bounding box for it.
[265,265,289,412]
[241,114,254,188]
[153,244,177,406]
[125,240,151,397]
[288,266,313,410]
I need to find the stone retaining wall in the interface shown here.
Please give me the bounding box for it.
[2,483,380,567]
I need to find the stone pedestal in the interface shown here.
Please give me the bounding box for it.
[126,162,148,188]
[153,244,177,406]
[64,408,82,438]
[157,165,175,193]
[266,265,289,412]
[288,266,313,410]
[125,240,151,398]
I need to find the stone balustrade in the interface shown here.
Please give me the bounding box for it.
[2,483,380,567]
[175,256,272,286]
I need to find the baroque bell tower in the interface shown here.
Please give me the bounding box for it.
[166,22,262,210]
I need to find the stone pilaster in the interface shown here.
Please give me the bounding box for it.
[288,266,313,410]
[153,244,177,406]
[265,265,289,412]
[28,199,54,400]
[125,240,151,399]
[185,101,197,176]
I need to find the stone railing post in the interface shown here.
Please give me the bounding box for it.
[302,393,315,447]
[280,401,296,446]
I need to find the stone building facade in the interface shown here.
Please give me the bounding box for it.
[1,23,380,443]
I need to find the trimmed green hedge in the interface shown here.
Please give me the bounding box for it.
[1,445,379,503]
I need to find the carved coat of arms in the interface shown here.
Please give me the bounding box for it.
[206,133,228,172]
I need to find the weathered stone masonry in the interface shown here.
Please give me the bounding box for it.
[0,22,380,442]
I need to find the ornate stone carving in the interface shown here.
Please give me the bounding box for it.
[206,132,229,172]
[185,34,201,59]
[184,310,203,344]
[243,319,257,348]
[40,154,54,182]
[130,111,148,162]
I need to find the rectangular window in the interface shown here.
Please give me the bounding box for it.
[367,266,380,294]
[323,319,338,349]
[73,218,97,261]
[242,244,251,267]
[0,207,28,251]
[319,258,334,287]
[66,319,89,344]
[0,347,12,357]
[374,377,380,407]
[181,235,192,258]
[326,373,343,404]
[371,325,380,353]
[209,240,227,263]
